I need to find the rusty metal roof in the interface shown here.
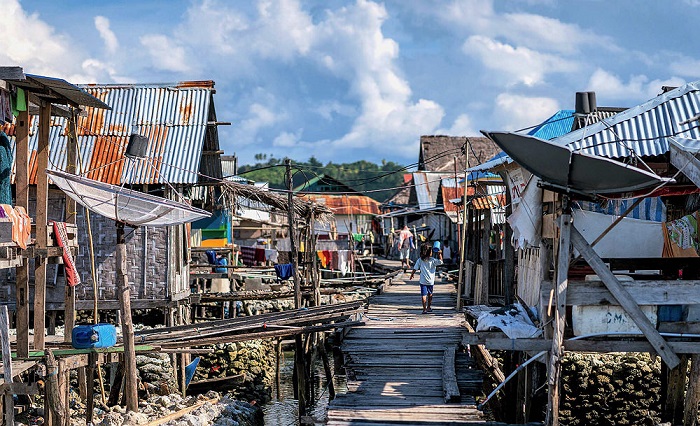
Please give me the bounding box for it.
[300,194,381,216]
[23,81,218,185]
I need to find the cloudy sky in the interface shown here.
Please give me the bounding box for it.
[3,0,699,166]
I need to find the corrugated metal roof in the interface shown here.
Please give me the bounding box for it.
[23,81,217,185]
[553,80,700,158]
[300,194,380,215]
[529,110,574,140]
[413,172,443,210]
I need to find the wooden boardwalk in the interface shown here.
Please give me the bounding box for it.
[326,260,490,425]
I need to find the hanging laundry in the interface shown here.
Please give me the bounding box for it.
[330,251,339,271]
[316,250,329,268]
[265,249,278,263]
[52,221,81,286]
[240,246,256,266]
[0,132,12,205]
[337,250,348,276]
[274,263,294,281]
[277,251,291,264]
[2,205,31,249]
[254,247,266,263]
[11,88,26,118]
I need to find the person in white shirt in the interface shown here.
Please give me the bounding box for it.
[397,225,415,270]
[409,243,443,314]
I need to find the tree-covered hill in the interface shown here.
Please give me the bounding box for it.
[237,155,408,202]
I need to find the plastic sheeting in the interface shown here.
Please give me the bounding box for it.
[476,303,542,339]
[47,169,210,227]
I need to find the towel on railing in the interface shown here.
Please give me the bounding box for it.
[52,221,81,286]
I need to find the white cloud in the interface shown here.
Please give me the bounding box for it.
[232,102,286,147]
[586,69,685,101]
[462,36,578,86]
[140,34,191,73]
[0,0,79,79]
[494,93,559,131]
[669,56,700,79]
[94,16,118,54]
[436,114,478,137]
[272,130,302,147]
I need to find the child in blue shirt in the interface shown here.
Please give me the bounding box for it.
[409,243,443,314]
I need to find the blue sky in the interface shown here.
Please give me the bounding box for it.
[5,0,700,166]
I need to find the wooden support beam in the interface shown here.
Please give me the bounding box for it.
[469,336,700,354]
[541,279,700,306]
[546,210,571,426]
[15,109,30,359]
[570,226,680,369]
[34,100,51,351]
[63,109,78,343]
[0,306,14,426]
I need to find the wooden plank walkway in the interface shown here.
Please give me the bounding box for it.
[327,260,491,425]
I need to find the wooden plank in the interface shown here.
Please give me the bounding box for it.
[480,337,700,354]
[570,226,680,369]
[34,100,51,351]
[15,109,30,359]
[547,211,571,426]
[541,280,700,306]
[0,306,14,426]
[63,109,78,343]
[442,346,460,403]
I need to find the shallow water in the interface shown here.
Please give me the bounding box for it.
[263,350,347,425]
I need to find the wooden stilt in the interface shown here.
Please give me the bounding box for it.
[34,100,51,351]
[64,108,79,343]
[546,205,572,426]
[294,335,307,415]
[319,337,335,400]
[107,360,124,406]
[0,306,15,426]
[276,338,282,400]
[15,109,30,359]
[664,355,688,424]
[684,354,700,426]
[116,223,138,412]
[86,354,96,426]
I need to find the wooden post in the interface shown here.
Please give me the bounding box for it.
[570,226,680,369]
[0,306,14,426]
[457,168,469,310]
[319,336,335,400]
[479,209,491,304]
[275,338,282,400]
[285,159,306,417]
[64,109,79,343]
[684,355,700,426]
[86,353,96,425]
[34,100,51,351]
[663,355,688,424]
[116,222,138,412]
[285,159,301,309]
[546,203,571,426]
[15,108,30,359]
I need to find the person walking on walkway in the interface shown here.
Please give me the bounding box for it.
[397,225,415,270]
[409,243,443,314]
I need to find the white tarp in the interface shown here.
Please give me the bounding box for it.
[476,303,542,339]
[572,209,664,258]
[507,176,542,249]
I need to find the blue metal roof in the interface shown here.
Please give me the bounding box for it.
[471,110,575,172]
[552,80,700,158]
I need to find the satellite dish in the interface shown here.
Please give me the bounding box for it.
[481,131,674,195]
